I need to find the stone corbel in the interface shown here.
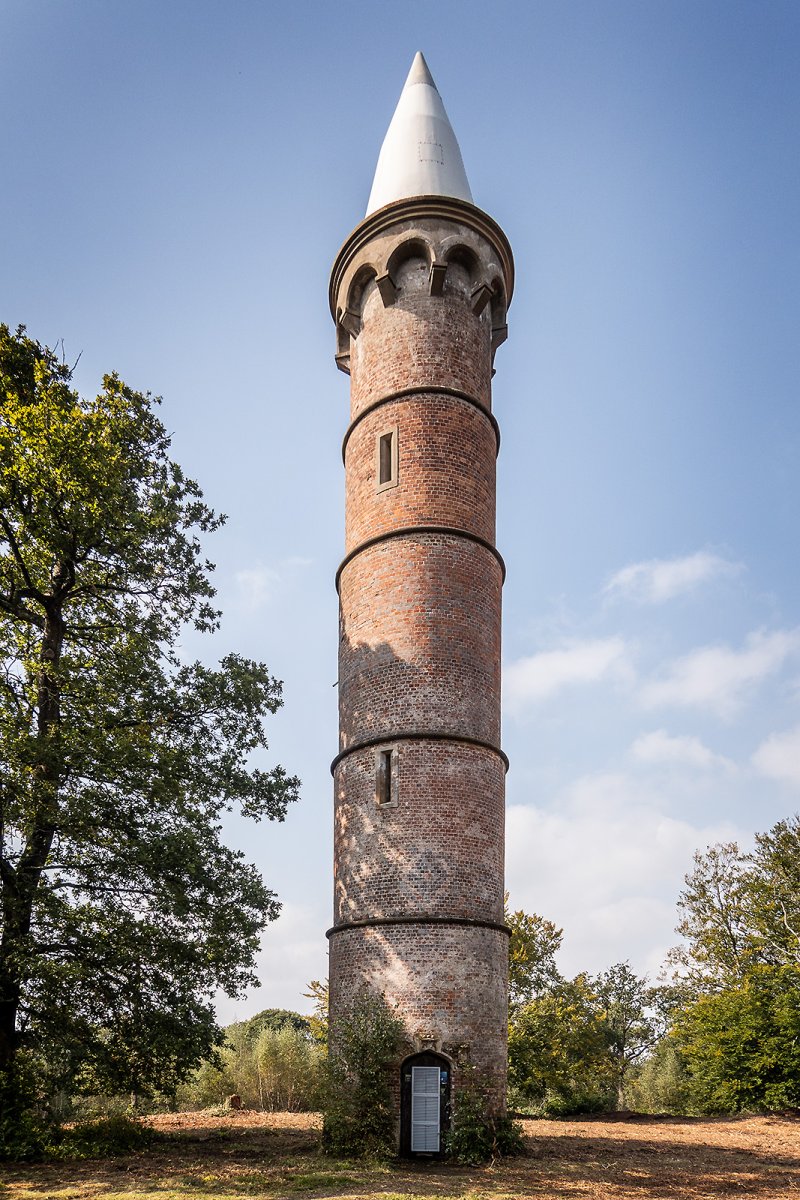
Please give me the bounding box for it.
[339,307,361,338]
[376,272,397,306]
[471,281,494,316]
[491,323,509,353]
[429,260,447,296]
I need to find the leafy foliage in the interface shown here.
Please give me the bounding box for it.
[304,979,329,1046]
[667,819,800,1113]
[627,1037,692,1115]
[321,991,406,1159]
[594,962,661,1106]
[505,899,563,1011]
[178,1015,323,1112]
[505,899,665,1115]
[0,325,299,1142]
[675,963,800,1112]
[444,1063,525,1164]
[45,1114,155,1160]
[508,973,612,1113]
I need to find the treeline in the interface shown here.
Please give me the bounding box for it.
[508,814,800,1116]
[176,1006,326,1112]
[25,817,800,1123]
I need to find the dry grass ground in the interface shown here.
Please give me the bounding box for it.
[2,1109,800,1200]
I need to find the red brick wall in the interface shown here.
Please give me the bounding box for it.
[334,740,505,925]
[344,393,497,551]
[338,537,502,747]
[329,923,509,1102]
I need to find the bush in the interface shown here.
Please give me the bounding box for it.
[0,1061,48,1161]
[510,1087,608,1118]
[444,1066,525,1164]
[255,1025,323,1111]
[45,1114,155,1159]
[321,991,406,1159]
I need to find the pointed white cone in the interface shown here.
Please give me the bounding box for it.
[366,52,474,216]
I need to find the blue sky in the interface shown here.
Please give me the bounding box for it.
[3,0,799,1020]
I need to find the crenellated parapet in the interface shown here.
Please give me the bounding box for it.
[330,196,514,375]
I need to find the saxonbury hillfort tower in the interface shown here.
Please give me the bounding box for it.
[327,52,514,1154]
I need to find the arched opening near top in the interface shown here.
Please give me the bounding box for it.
[346,264,378,321]
[399,1051,451,1157]
[444,243,479,277]
[386,237,433,294]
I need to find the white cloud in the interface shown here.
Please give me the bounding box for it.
[605,551,740,605]
[640,628,800,719]
[232,557,313,613]
[215,901,327,1025]
[505,637,633,713]
[505,772,742,978]
[235,564,281,611]
[753,724,800,788]
[630,729,735,772]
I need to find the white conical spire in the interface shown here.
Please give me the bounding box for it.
[365,52,473,216]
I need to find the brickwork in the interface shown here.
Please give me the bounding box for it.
[329,922,509,1100]
[350,267,494,417]
[329,196,513,1134]
[344,393,497,551]
[338,537,502,748]
[334,739,505,925]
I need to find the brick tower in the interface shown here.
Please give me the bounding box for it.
[328,52,514,1154]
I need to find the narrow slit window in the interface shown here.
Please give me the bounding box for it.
[376,426,398,491]
[379,433,393,484]
[376,746,398,806]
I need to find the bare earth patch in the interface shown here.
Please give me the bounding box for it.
[2,1109,799,1200]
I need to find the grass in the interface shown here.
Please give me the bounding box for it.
[3,1109,800,1200]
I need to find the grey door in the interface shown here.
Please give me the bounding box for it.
[410,1065,441,1152]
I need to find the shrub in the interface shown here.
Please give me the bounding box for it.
[321,991,406,1159]
[0,1061,48,1161]
[444,1065,525,1164]
[254,1025,324,1111]
[628,1038,693,1115]
[45,1114,155,1159]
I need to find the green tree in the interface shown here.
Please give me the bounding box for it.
[672,841,754,986]
[0,326,299,1136]
[593,962,660,1108]
[508,974,612,1113]
[628,1035,692,1115]
[505,899,562,1010]
[674,964,800,1112]
[665,818,800,1113]
[235,1008,311,1040]
[748,817,800,968]
[304,979,329,1046]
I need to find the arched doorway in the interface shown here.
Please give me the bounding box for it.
[399,1052,451,1157]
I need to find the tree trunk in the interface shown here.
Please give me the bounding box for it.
[0,584,65,1079]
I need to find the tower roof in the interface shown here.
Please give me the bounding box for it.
[365,52,474,216]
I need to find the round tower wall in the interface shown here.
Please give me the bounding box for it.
[343,392,497,552]
[329,922,509,1106]
[329,199,512,1131]
[333,739,505,926]
[349,267,494,418]
[338,537,502,749]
